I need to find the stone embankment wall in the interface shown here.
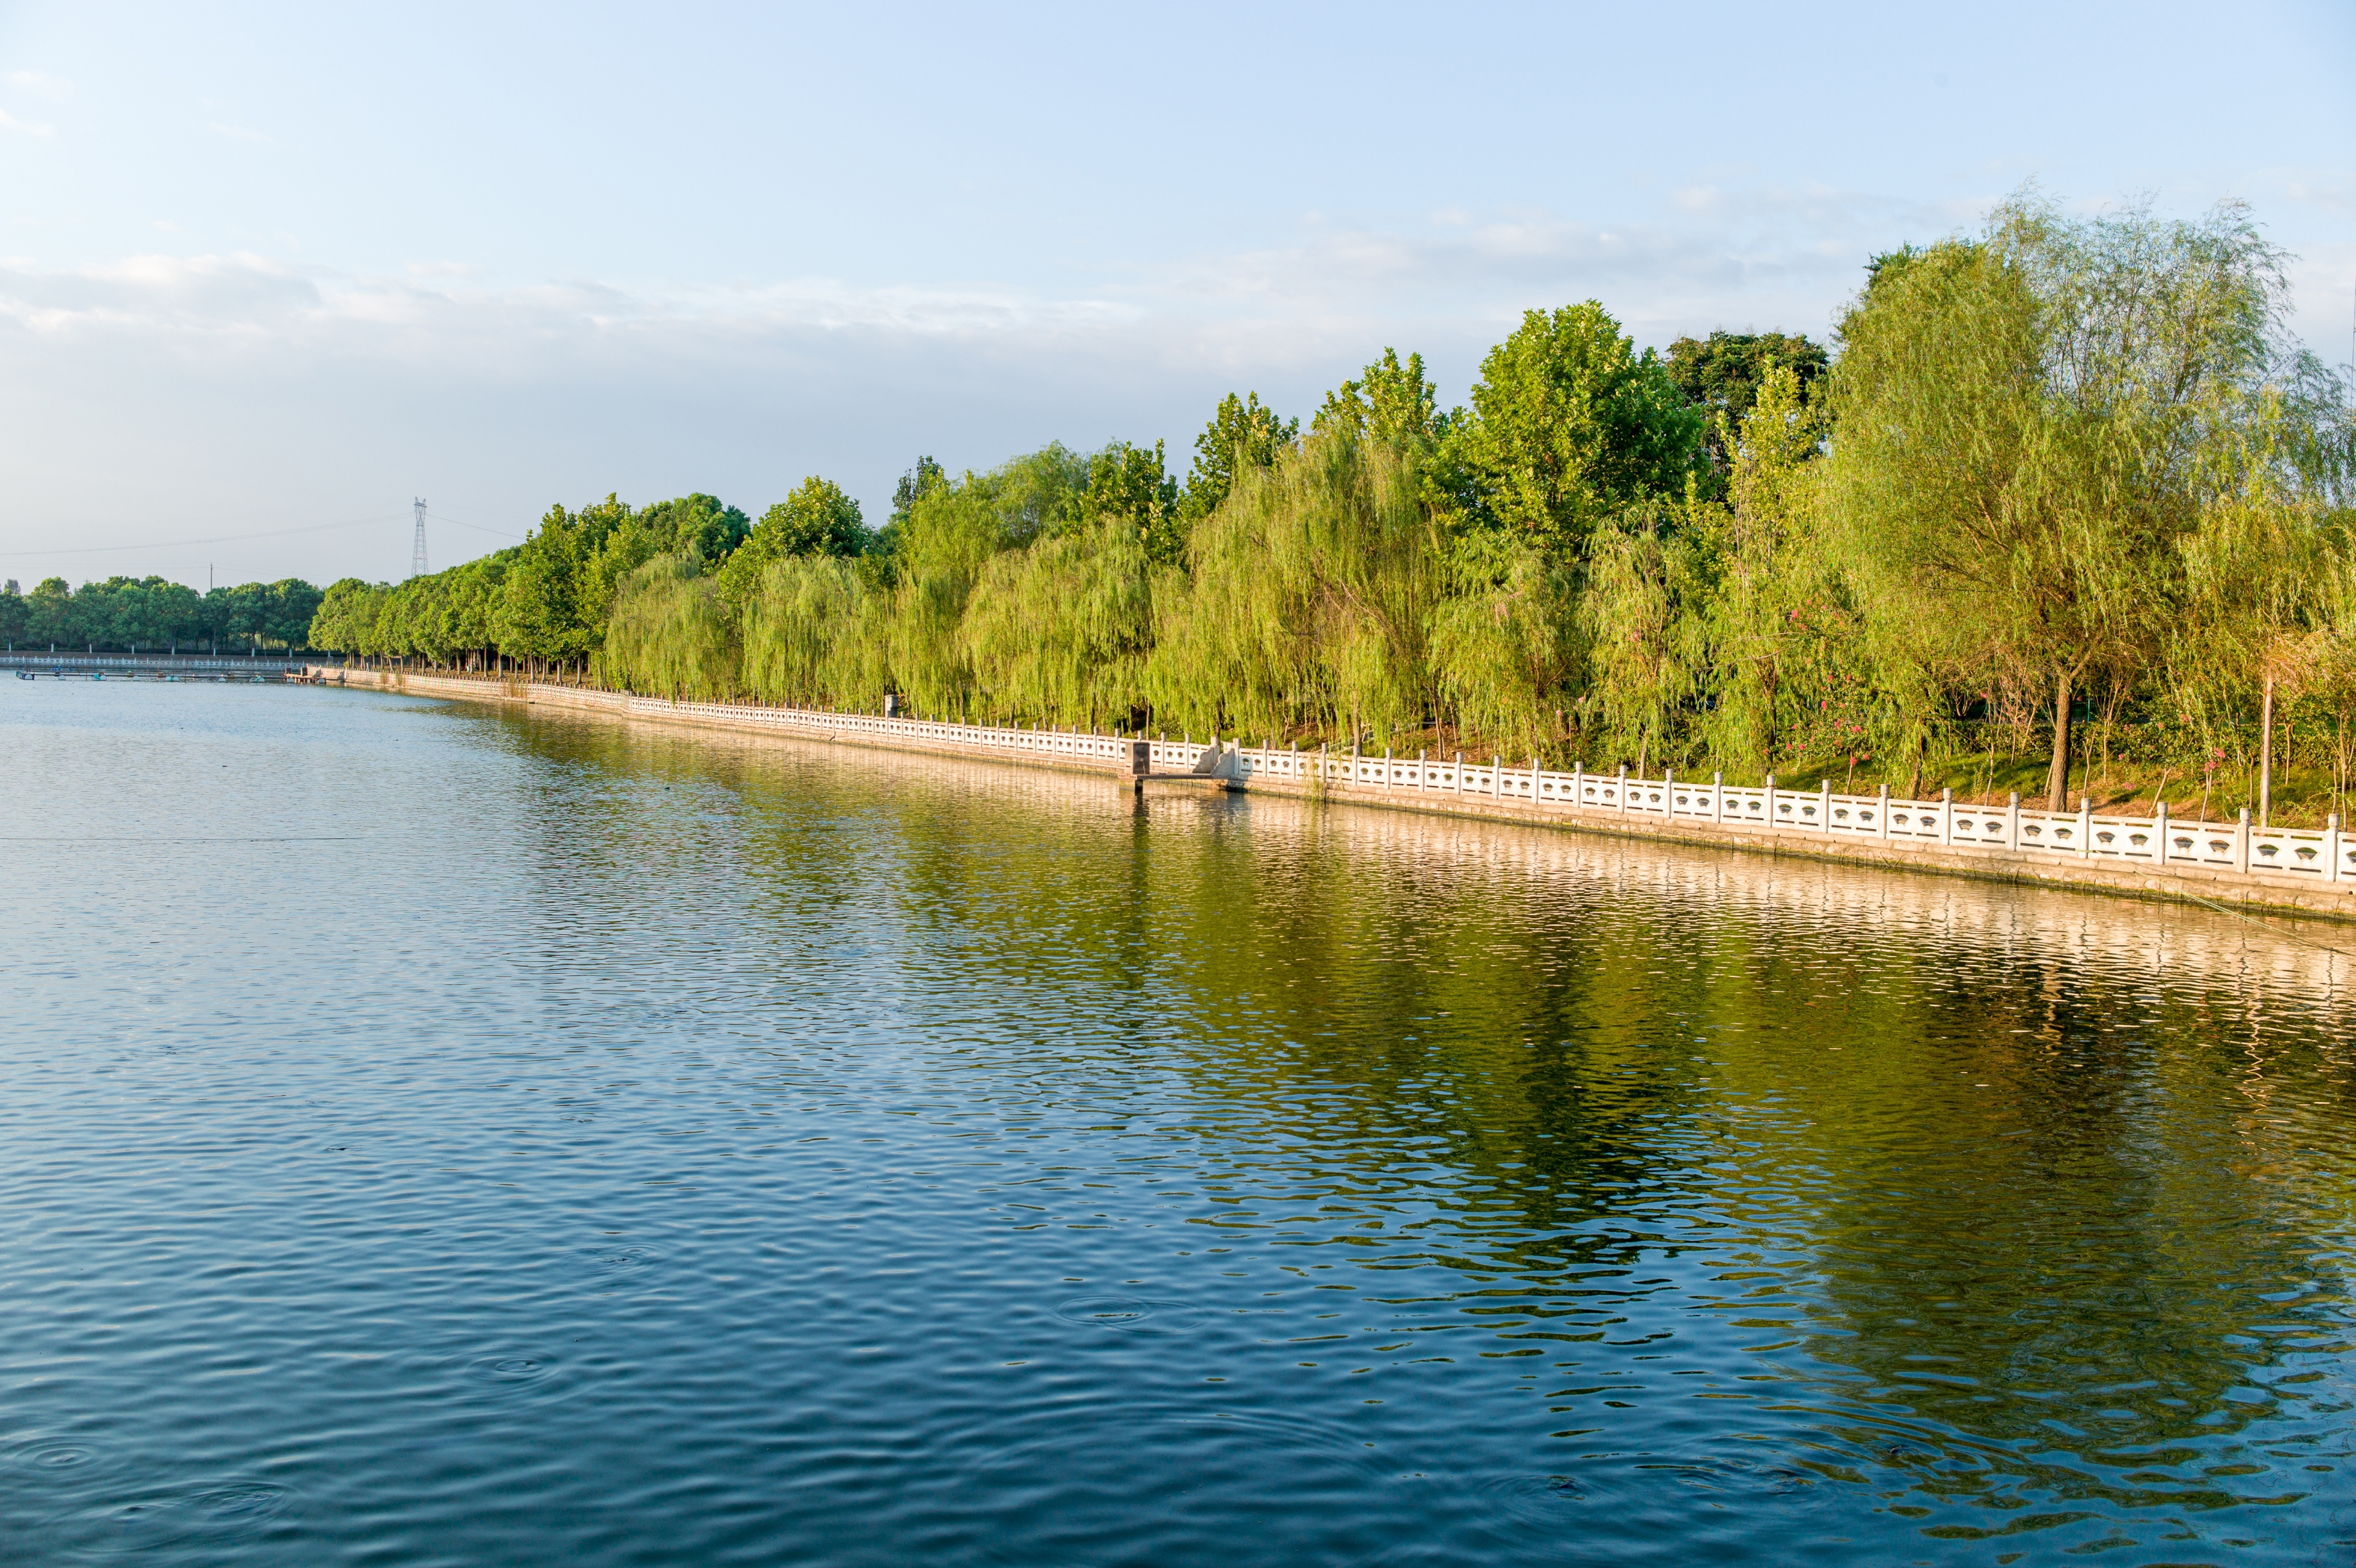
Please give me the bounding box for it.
[307,665,2356,923]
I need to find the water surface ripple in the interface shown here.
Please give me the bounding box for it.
[5,681,2355,1565]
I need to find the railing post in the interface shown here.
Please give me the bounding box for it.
[1664,767,1675,818]
[1455,751,1465,797]
[2155,799,2169,864]
[1417,748,1427,789]
[1818,778,1831,832]
[1571,760,1583,808]
[1715,772,1726,825]
[1764,772,1777,830]
[1877,783,1889,840]
[2237,807,2251,874]
[2006,792,2020,851]
[2330,814,2342,885]
[1383,747,1393,789]
[1529,756,1540,805]
[1939,788,1953,847]
[1491,756,1501,798]
[1617,764,1629,815]
[2077,795,2092,858]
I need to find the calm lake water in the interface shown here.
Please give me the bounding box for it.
[6,680,2356,1566]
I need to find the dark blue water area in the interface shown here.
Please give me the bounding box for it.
[5,680,2356,1565]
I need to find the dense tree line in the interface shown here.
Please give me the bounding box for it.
[0,575,322,652]
[311,193,2356,818]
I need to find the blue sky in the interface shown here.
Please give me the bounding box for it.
[1,0,2350,590]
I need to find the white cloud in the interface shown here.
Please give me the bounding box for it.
[0,107,54,138]
[8,181,2340,587]
[3,70,71,98]
[5,180,2336,389]
[209,123,269,143]
[0,252,1152,362]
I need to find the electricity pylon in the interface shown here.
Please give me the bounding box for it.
[411,498,429,579]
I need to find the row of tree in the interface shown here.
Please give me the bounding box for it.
[309,191,2356,817]
[1,575,324,652]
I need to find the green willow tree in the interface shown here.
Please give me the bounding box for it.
[1826,192,2326,811]
[599,553,736,699]
[2175,409,2351,822]
[1150,428,1439,743]
[1688,363,1839,775]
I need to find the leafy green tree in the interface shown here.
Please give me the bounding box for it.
[207,577,326,650]
[1664,329,1829,471]
[1861,244,1926,294]
[2175,419,2350,822]
[867,446,1096,716]
[637,493,750,563]
[260,579,324,648]
[716,476,868,608]
[497,504,602,668]
[308,579,374,654]
[0,579,25,646]
[1446,302,1706,557]
[1079,440,1182,562]
[762,477,868,557]
[1180,393,1298,521]
[1314,349,1447,449]
[28,577,79,647]
[1427,526,1580,756]
[448,557,508,667]
[891,457,947,529]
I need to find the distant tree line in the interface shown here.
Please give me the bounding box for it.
[0,575,323,653]
[311,192,2355,817]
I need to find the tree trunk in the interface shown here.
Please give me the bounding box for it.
[2045,665,2074,812]
[2260,672,2275,827]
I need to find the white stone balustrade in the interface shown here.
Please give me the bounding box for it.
[604,692,2351,892]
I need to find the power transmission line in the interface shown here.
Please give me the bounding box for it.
[0,512,412,559]
[0,506,530,564]
[424,509,524,539]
